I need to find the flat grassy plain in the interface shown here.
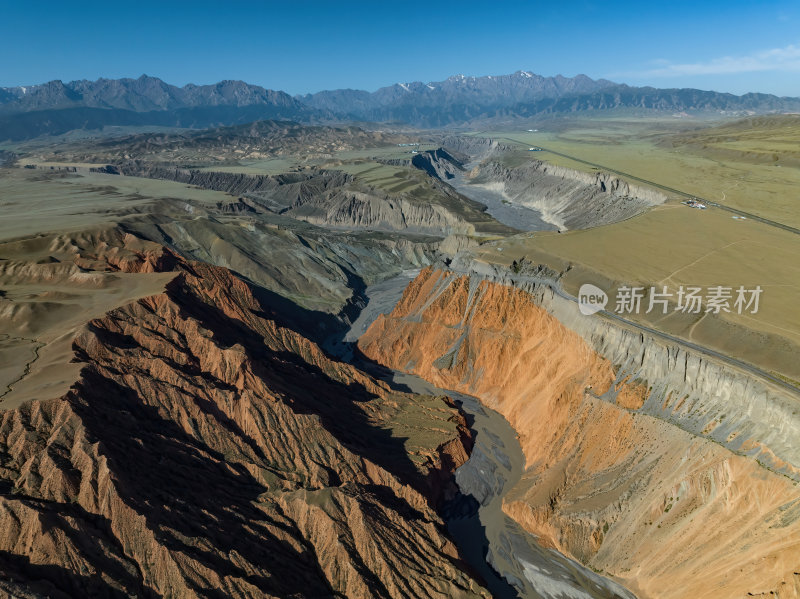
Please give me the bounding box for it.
[327,144,439,161]
[190,146,440,176]
[196,157,300,175]
[0,168,237,241]
[474,115,800,229]
[665,114,800,168]
[468,116,800,381]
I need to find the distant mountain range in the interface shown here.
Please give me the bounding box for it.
[2,71,800,140]
[0,76,317,140]
[297,71,800,127]
[0,76,309,113]
[296,71,616,125]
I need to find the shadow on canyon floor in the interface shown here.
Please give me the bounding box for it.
[349,346,522,599]
[0,549,144,599]
[0,259,510,596]
[442,493,522,599]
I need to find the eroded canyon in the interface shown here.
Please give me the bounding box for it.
[1,118,799,598]
[359,265,800,599]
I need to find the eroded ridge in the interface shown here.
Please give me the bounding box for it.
[359,267,800,599]
[0,236,489,598]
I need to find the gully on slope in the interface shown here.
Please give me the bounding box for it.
[335,272,635,599]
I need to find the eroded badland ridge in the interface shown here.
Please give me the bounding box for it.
[359,264,800,599]
[0,230,487,598]
[1,104,799,598]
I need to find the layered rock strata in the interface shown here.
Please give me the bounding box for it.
[467,160,666,230]
[359,265,800,599]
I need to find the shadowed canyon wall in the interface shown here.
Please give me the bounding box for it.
[0,234,490,598]
[467,160,666,230]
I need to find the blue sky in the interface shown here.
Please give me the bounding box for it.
[2,0,800,96]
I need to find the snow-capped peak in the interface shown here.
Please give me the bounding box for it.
[398,82,410,92]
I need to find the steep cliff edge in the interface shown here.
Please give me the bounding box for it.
[466,160,666,230]
[0,236,489,598]
[359,266,800,599]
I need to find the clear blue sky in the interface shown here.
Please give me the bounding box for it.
[2,0,800,96]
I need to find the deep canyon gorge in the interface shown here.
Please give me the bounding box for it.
[1,108,799,598]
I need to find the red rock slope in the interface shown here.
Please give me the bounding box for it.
[0,236,488,598]
[359,267,800,599]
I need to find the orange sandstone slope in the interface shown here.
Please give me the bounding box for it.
[0,236,488,598]
[359,267,800,599]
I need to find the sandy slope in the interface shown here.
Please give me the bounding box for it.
[359,267,800,599]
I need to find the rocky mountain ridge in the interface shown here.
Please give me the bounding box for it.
[0,230,490,598]
[115,159,505,236]
[298,71,616,115]
[299,71,800,126]
[4,71,800,140]
[0,75,306,113]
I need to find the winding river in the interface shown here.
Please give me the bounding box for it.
[448,168,557,233]
[335,272,635,599]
